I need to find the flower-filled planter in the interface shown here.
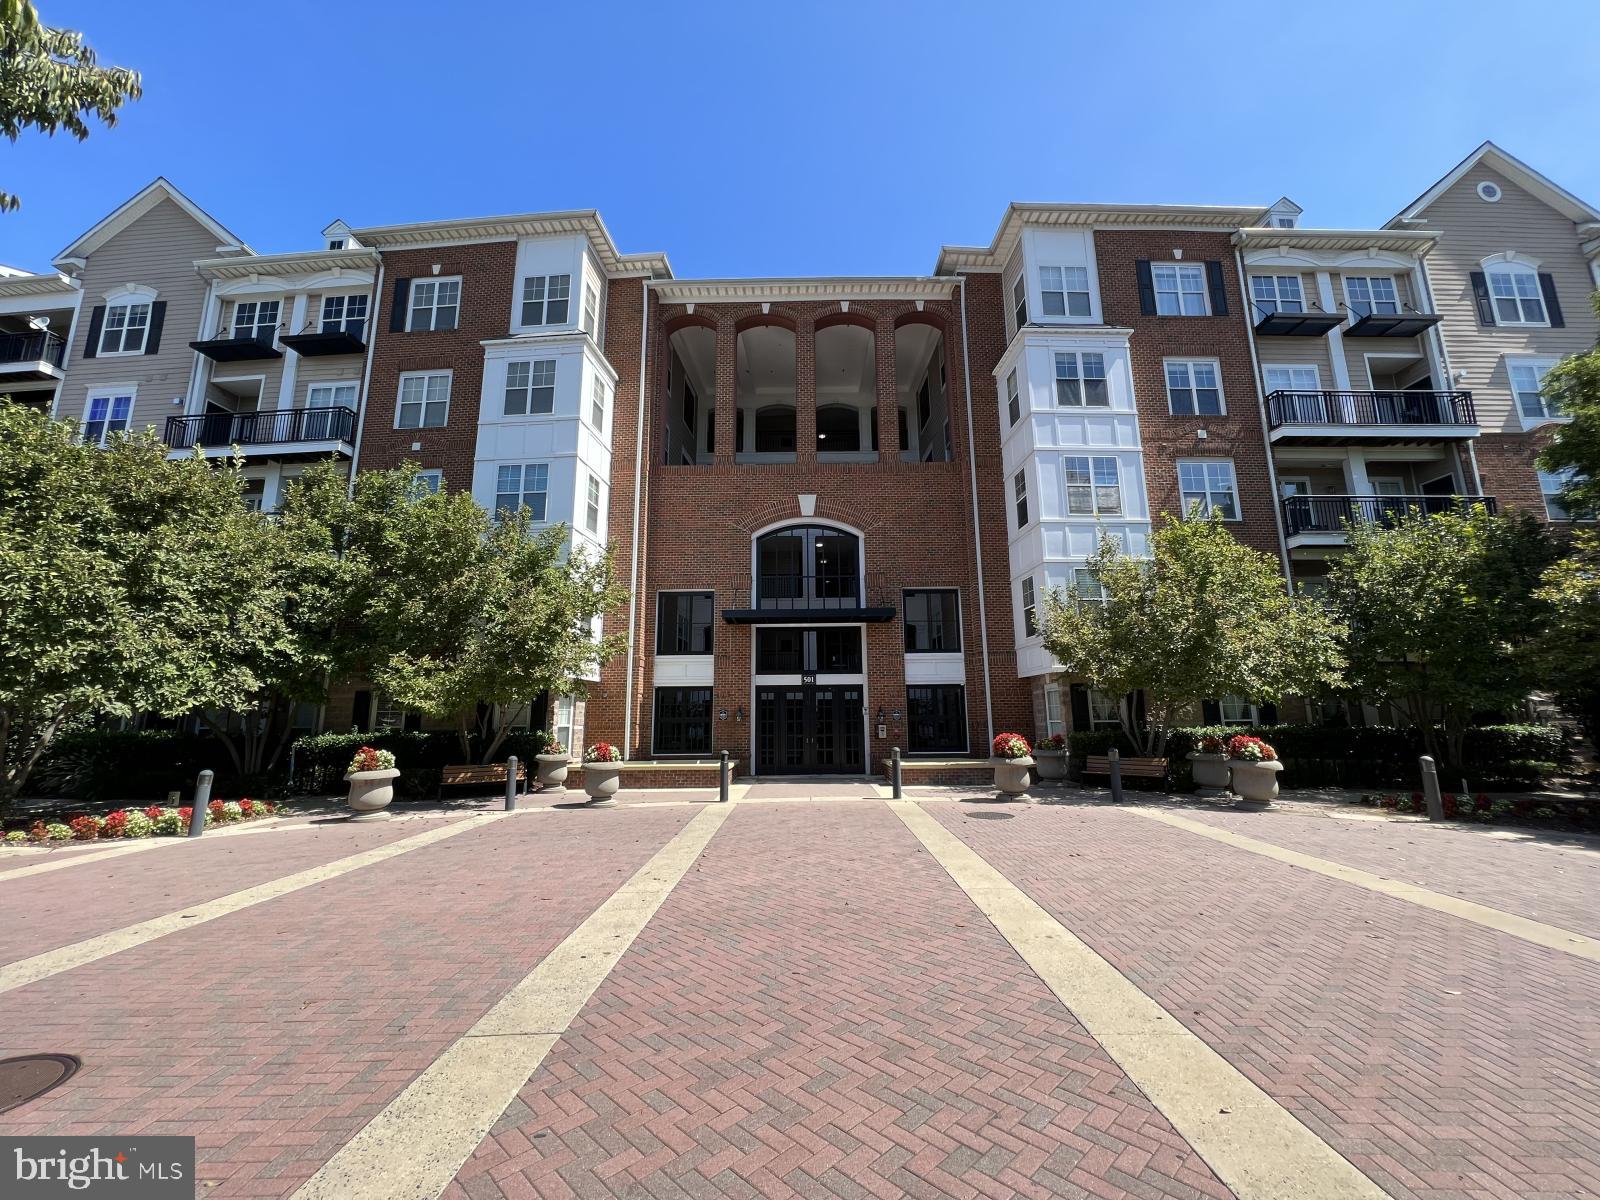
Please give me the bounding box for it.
[1032,734,1067,780]
[1187,734,1232,791]
[534,738,569,793]
[989,733,1034,798]
[1225,735,1282,805]
[581,742,623,807]
[344,746,399,820]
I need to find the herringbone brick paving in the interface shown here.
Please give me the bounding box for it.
[446,802,1235,1200]
[0,808,695,1197]
[0,816,461,961]
[932,802,1600,1200]
[1178,807,1600,938]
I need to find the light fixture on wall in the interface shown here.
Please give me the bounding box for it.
[735,706,746,723]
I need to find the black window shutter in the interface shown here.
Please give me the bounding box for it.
[1469,271,1496,325]
[1259,702,1279,726]
[1538,273,1565,327]
[1201,699,1222,725]
[82,305,105,358]
[1205,261,1228,315]
[143,300,167,355]
[1135,260,1156,315]
[1069,684,1091,731]
[352,690,373,732]
[389,278,412,332]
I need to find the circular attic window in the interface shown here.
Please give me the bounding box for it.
[1477,181,1502,202]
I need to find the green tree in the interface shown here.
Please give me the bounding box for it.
[0,402,267,807]
[1532,530,1600,745]
[1040,516,1345,756]
[1323,506,1556,765]
[1,1,142,211]
[1537,292,1600,518]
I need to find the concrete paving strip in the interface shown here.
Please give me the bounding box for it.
[890,800,1389,1200]
[0,837,172,880]
[1131,807,1600,963]
[290,801,734,1200]
[0,812,510,995]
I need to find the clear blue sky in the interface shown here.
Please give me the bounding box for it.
[5,0,1598,278]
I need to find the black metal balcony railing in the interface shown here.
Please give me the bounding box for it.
[755,572,863,610]
[164,406,357,450]
[1282,494,1497,536]
[0,329,66,368]
[1267,390,1476,429]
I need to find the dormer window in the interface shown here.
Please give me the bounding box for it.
[1273,216,1296,229]
[327,237,346,251]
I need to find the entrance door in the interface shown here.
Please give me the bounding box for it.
[755,684,864,774]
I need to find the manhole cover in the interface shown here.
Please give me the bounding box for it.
[966,811,1015,820]
[0,1054,80,1114]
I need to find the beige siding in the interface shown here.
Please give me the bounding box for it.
[1419,164,1600,433]
[1257,337,1336,391]
[63,198,217,435]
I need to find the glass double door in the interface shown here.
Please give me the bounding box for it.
[755,684,865,775]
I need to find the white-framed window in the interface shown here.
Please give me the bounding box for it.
[232,299,280,342]
[1344,276,1400,319]
[1012,275,1027,331]
[1039,265,1091,317]
[582,284,599,336]
[551,695,575,753]
[584,473,602,534]
[1509,357,1561,424]
[304,382,357,438]
[1054,351,1109,407]
[412,469,443,495]
[521,274,572,326]
[495,462,548,520]
[397,370,450,429]
[1153,263,1208,316]
[1020,575,1037,638]
[504,359,556,416]
[99,300,151,355]
[408,278,460,332]
[1085,689,1122,728]
[1164,359,1224,416]
[1043,686,1065,738]
[1486,264,1547,326]
[1538,469,1580,521]
[1219,696,1257,725]
[1264,364,1321,393]
[320,293,368,337]
[1013,468,1029,528]
[326,237,347,250]
[1178,460,1240,520]
[1006,368,1021,426]
[589,375,607,432]
[1072,567,1106,606]
[82,389,134,446]
[1063,456,1122,516]
[1250,274,1304,315]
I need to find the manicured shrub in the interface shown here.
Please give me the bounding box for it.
[68,815,102,841]
[28,820,48,842]
[121,811,153,838]
[3,830,27,846]
[221,801,243,823]
[44,822,72,841]
[101,809,129,837]
[153,810,184,836]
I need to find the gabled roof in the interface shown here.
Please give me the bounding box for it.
[350,209,672,279]
[53,177,251,267]
[1387,141,1600,227]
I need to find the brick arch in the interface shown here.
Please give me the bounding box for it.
[813,309,877,334]
[661,311,718,337]
[892,308,950,335]
[733,310,799,335]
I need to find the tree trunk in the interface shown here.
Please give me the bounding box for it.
[480,703,526,764]
[1,704,71,810]
[456,717,472,763]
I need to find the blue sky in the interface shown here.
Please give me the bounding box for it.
[5,1,1598,277]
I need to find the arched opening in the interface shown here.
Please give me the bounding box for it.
[736,323,796,462]
[665,319,715,465]
[814,320,877,462]
[755,524,862,609]
[894,317,951,462]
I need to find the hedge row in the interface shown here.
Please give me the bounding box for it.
[289,729,558,799]
[1064,724,1571,791]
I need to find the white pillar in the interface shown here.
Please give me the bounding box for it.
[277,294,308,412]
[1316,271,1352,392]
[1343,449,1373,495]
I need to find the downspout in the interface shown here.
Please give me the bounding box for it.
[621,278,650,760]
[1416,255,1482,494]
[1234,246,1293,585]
[956,273,996,745]
[346,255,384,492]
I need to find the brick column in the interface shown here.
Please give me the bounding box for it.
[714,318,738,467]
[795,316,817,466]
[875,312,900,460]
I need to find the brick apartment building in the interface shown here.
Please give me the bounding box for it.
[7,142,1597,777]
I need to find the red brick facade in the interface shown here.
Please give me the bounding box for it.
[1473,429,1554,518]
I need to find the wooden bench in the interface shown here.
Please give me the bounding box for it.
[1083,755,1169,785]
[439,762,527,796]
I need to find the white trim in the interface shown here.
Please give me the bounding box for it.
[395,368,452,429]
[54,177,250,266]
[1161,357,1226,417]
[1507,354,1566,430]
[405,276,462,333]
[96,292,156,357]
[79,384,138,447]
[1388,141,1600,227]
[1176,458,1243,522]
[1481,258,1551,327]
[1150,260,1210,317]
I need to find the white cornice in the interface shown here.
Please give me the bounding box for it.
[195,248,380,281]
[652,277,959,304]
[1234,227,1437,264]
[350,209,672,279]
[0,271,80,300]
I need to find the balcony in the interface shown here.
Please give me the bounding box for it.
[1282,493,1497,546]
[0,329,67,381]
[721,572,898,624]
[1266,390,1477,444]
[164,406,356,456]
[187,333,282,362]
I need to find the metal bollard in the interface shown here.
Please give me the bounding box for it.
[1108,748,1124,805]
[891,747,903,799]
[719,751,730,803]
[1419,755,1444,821]
[188,770,213,837]
[504,756,519,811]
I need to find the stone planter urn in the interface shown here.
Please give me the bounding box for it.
[582,763,623,807]
[1187,752,1232,791]
[534,754,569,793]
[1229,759,1283,805]
[1033,749,1067,781]
[990,756,1035,799]
[344,768,399,820]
